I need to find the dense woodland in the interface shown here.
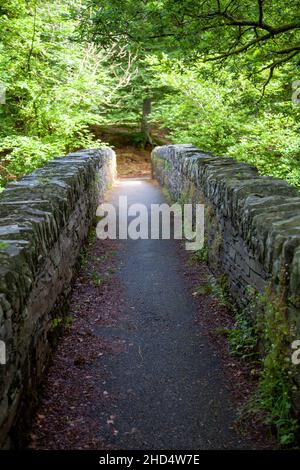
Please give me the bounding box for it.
[0,0,299,190]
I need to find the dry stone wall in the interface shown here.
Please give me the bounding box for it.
[0,148,116,448]
[152,144,300,406]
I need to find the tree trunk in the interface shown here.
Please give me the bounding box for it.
[141,97,153,148]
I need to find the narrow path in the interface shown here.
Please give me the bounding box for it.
[95,179,247,449]
[28,176,268,450]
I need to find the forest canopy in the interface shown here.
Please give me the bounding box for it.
[84,0,300,70]
[0,0,300,188]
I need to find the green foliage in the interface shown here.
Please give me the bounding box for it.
[0,136,64,181]
[150,59,300,188]
[52,316,73,330]
[227,288,260,361]
[2,1,299,192]
[196,273,234,309]
[196,270,298,444]
[0,0,128,189]
[83,0,300,76]
[52,317,63,329]
[209,274,234,309]
[253,289,299,446]
[229,311,259,362]
[227,113,300,186]
[228,286,299,446]
[89,270,103,286]
[188,245,209,265]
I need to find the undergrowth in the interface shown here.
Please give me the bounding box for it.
[196,268,299,447]
[229,287,299,446]
[247,288,299,447]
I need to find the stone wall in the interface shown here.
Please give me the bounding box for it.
[0,148,116,448]
[152,144,300,397]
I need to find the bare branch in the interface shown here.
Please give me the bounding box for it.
[257,50,300,99]
[258,0,264,26]
[273,45,300,55]
[27,0,37,73]
[204,22,300,63]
